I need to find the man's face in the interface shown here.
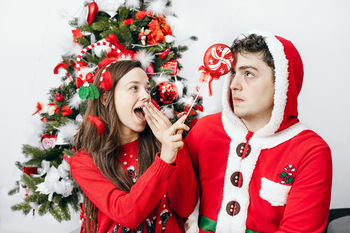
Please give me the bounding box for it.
[230,52,275,123]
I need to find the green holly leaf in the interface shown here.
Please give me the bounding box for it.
[286,176,294,184]
[279,171,287,178]
[79,86,89,99]
[86,84,99,101]
[87,87,94,101]
[90,84,100,99]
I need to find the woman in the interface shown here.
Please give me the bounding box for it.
[71,60,198,233]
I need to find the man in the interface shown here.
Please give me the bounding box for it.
[185,30,332,233]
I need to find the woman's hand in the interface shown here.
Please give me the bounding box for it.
[143,102,189,164]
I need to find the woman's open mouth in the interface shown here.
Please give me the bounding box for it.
[134,107,145,122]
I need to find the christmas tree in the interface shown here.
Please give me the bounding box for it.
[8,0,202,222]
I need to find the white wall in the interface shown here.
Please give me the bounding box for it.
[1,0,349,232]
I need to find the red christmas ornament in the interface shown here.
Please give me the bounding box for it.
[146,63,154,77]
[199,43,234,96]
[158,48,170,59]
[56,92,64,102]
[41,133,57,150]
[23,167,38,176]
[87,2,98,25]
[157,81,178,103]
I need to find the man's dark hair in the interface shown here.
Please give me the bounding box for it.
[231,34,275,71]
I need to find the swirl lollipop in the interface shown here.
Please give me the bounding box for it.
[186,43,234,117]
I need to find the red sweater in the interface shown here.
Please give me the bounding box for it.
[185,113,332,233]
[71,139,198,233]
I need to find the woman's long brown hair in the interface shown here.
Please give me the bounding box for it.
[73,60,160,233]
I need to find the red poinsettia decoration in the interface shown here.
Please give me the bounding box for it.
[147,16,172,45]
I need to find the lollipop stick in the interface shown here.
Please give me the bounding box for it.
[185,75,210,119]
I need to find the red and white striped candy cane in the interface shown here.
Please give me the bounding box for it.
[101,61,118,79]
[75,41,121,81]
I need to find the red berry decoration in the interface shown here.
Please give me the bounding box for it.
[157,81,178,103]
[56,92,64,102]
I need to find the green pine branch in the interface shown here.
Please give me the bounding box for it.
[8,181,20,195]
[11,202,32,215]
[38,201,50,216]
[118,7,130,21]
[22,145,62,165]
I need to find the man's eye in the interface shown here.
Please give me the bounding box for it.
[130,86,137,91]
[230,70,236,76]
[246,72,254,78]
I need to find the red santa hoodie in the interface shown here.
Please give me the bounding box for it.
[185,30,332,233]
